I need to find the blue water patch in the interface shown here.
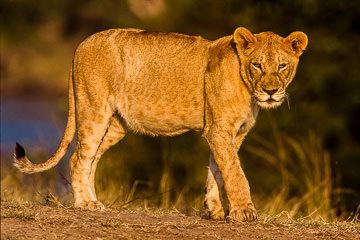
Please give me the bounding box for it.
[1,98,66,157]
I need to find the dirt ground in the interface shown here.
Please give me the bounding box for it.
[1,200,359,240]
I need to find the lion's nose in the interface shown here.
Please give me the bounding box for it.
[262,88,279,96]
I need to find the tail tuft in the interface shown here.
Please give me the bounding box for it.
[13,142,35,174]
[15,142,26,158]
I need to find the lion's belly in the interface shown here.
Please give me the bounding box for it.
[117,94,204,136]
[130,112,203,136]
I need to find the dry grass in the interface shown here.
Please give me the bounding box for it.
[1,209,36,221]
[245,129,343,221]
[2,199,359,240]
[1,127,358,225]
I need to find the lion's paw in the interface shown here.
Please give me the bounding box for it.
[76,200,105,211]
[227,205,257,222]
[205,207,225,220]
[204,198,225,220]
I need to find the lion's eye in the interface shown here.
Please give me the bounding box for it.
[252,63,262,70]
[278,64,288,71]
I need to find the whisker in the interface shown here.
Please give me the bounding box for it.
[251,93,258,100]
[285,92,291,110]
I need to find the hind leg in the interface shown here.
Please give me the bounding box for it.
[89,116,126,197]
[70,110,113,210]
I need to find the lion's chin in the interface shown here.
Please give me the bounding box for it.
[256,99,284,109]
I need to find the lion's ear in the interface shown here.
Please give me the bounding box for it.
[234,27,257,50]
[285,31,308,57]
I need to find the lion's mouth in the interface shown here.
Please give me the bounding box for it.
[255,97,284,109]
[253,89,287,109]
[263,99,277,104]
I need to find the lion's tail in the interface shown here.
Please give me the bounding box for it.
[14,65,76,174]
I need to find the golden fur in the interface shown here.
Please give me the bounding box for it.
[14,27,307,222]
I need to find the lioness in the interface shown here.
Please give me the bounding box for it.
[14,27,307,222]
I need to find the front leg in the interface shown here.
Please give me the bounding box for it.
[204,152,225,219]
[205,128,257,222]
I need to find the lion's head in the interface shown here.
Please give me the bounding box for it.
[233,27,308,109]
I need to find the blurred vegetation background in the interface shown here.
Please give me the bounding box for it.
[1,0,360,221]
